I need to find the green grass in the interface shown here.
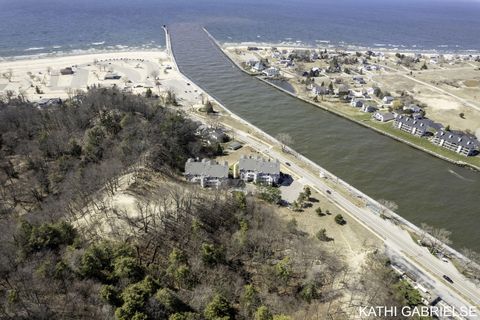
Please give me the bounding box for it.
[368,121,480,168]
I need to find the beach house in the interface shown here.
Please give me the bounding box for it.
[185,158,229,188]
[382,96,394,106]
[431,131,479,156]
[237,155,280,185]
[263,67,280,78]
[393,115,436,137]
[373,111,395,122]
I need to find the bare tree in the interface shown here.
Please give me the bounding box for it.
[420,223,451,254]
[276,133,293,152]
[2,69,13,82]
[378,199,398,218]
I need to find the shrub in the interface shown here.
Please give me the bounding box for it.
[204,294,235,320]
[18,221,76,254]
[201,243,225,266]
[316,228,332,241]
[254,306,272,320]
[258,186,281,204]
[334,214,346,225]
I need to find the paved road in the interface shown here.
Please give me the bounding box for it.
[164,27,480,318]
[234,128,480,317]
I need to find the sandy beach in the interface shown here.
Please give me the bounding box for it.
[0,50,203,106]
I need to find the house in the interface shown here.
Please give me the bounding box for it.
[373,111,395,122]
[228,141,242,151]
[353,76,366,84]
[431,131,479,156]
[36,98,62,108]
[350,98,364,108]
[393,115,436,137]
[104,73,121,80]
[336,84,350,96]
[367,87,378,96]
[312,85,328,96]
[185,158,229,188]
[252,61,266,72]
[361,104,377,113]
[262,67,280,78]
[383,96,394,105]
[237,155,280,185]
[246,59,259,67]
[60,67,74,75]
[404,104,423,113]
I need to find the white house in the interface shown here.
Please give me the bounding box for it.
[237,155,280,185]
[383,96,394,105]
[262,67,280,78]
[185,158,229,188]
[373,111,395,122]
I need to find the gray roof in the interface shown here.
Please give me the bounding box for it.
[434,131,479,149]
[239,155,280,175]
[185,158,228,178]
[395,115,438,133]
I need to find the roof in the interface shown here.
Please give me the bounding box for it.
[228,141,242,150]
[239,155,280,175]
[434,131,480,149]
[395,115,438,132]
[185,158,228,178]
[375,112,395,121]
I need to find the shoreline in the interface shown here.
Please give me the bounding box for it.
[219,41,480,56]
[175,28,479,269]
[165,28,480,308]
[0,46,165,62]
[203,28,480,172]
[1,36,479,62]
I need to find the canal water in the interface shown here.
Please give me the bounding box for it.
[169,23,480,252]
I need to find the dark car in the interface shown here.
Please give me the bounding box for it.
[442,275,454,284]
[326,190,332,195]
[285,162,291,166]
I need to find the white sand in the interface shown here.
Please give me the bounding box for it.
[0,50,203,105]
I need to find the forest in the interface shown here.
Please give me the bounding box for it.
[0,88,415,319]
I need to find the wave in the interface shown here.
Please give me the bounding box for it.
[0,46,165,62]
[24,47,45,51]
[91,41,105,46]
[448,169,474,182]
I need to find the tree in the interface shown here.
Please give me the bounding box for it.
[393,280,423,307]
[303,186,311,199]
[240,284,259,317]
[299,281,319,303]
[258,186,281,204]
[155,288,184,314]
[2,69,13,82]
[146,88,153,98]
[254,306,272,320]
[392,100,403,110]
[378,199,399,218]
[201,243,225,266]
[275,133,293,152]
[204,294,234,320]
[328,82,334,93]
[334,214,346,225]
[316,228,332,241]
[420,223,452,254]
[115,276,159,320]
[315,207,325,216]
[274,257,292,285]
